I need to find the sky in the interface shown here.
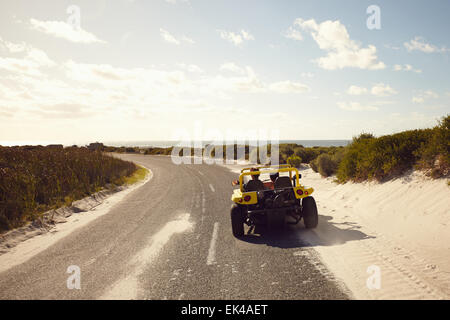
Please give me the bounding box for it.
[0,0,449,145]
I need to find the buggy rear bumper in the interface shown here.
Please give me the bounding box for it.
[247,205,302,225]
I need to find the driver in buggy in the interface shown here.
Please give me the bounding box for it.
[232,167,261,191]
[232,168,281,191]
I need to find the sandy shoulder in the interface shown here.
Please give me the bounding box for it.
[300,168,450,299]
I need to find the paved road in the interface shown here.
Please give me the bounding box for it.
[0,155,349,299]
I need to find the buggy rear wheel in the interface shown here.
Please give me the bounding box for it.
[302,196,318,229]
[231,204,245,237]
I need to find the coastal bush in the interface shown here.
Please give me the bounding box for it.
[0,146,138,231]
[294,147,320,163]
[416,115,449,177]
[336,115,449,182]
[316,154,338,177]
[307,147,344,177]
[309,159,319,173]
[287,156,302,168]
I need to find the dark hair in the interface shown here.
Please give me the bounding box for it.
[270,172,279,182]
[250,168,260,180]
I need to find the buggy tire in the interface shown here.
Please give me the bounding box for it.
[231,204,245,237]
[302,196,318,229]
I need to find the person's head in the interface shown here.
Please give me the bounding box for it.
[250,168,260,180]
[270,172,279,182]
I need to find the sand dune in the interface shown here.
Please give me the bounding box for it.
[298,168,450,299]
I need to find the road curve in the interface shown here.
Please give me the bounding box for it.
[0,155,349,299]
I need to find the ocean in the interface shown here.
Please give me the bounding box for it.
[1,140,351,148]
[103,140,351,148]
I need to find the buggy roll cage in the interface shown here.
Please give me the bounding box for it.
[238,166,301,193]
[240,164,291,173]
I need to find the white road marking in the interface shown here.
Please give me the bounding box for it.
[206,222,220,265]
[202,193,206,214]
[209,184,215,192]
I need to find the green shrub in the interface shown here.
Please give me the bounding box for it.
[287,156,302,168]
[336,115,449,182]
[316,154,338,177]
[294,147,319,163]
[416,115,449,177]
[309,159,319,173]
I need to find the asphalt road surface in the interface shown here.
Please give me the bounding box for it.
[0,155,349,300]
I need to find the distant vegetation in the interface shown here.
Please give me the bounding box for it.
[276,115,449,182]
[4,116,445,231]
[0,146,138,231]
[287,156,302,168]
[104,145,174,155]
[102,114,449,183]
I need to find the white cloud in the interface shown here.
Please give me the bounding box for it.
[284,26,303,41]
[240,30,254,41]
[31,103,97,119]
[0,39,319,143]
[384,44,401,50]
[373,100,395,106]
[160,28,194,45]
[218,30,254,46]
[63,60,310,100]
[345,84,397,97]
[0,106,15,118]
[412,90,439,103]
[0,37,55,76]
[338,102,378,111]
[181,35,195,44]
[301,72,314,78]
[1,40,27,53]
[229,66,264,93]
[165,0,189,3]
[269,81,310,94]
[216,66,310,94]
[177,63,203,73]
[160,28,179,45]
[347,85,368,95]
[393,64,422,73]
[371,83,398,97]
[286,18,385,70]
[219,62,245,74]
[0,37,317,143]
[29,19,106,44]
[427,90,441,99]
[412,96,425,104]
[404,37,448,53]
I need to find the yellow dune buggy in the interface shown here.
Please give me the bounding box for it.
[230,165,318,237]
